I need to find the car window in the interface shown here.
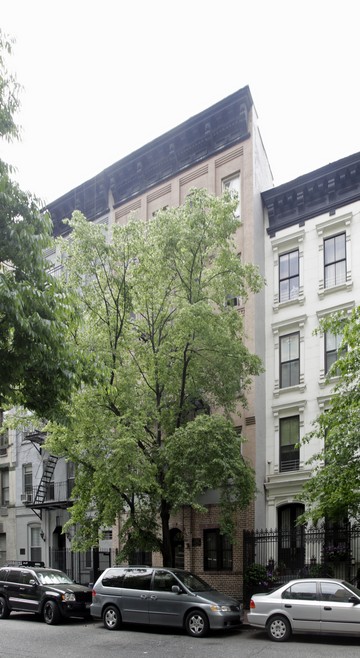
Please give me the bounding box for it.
[123,570,152,590]
[153,570,179,592]
[282,582,317,600]
[0,569,8,581]
[35,570,74,585]
[21,571,34,585]
[320,583,353,602]
[101,569,125,588]
[7,570,22,584]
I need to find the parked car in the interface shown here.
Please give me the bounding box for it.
[248,577,360,642]
[90,566,242,637]
[0,561,92,624]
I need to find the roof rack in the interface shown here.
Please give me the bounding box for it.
[20,561,46,568]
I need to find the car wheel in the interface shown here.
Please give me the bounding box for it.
[43,600,61,625]
[185,610,209,637]
[0,596,10,619]
[103,605,121,630]
[266,614,291,642]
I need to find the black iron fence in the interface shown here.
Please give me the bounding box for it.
[48,548,117,586]
[243,524,360,605]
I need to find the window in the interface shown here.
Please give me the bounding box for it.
[102,569,125,588]
[23,464,33,495]
[222,174,240,217]
[0,430,8,452]
[279,416,299,472]
[282,581,317,600]
[67,461,75,498]
[0,470,9,506]
[320,582,350,602]
[30,526,41,562]
[226,252,242,308]
[279,250,299,303]
[280,333,300,388]
[154,570,178,592]
[203,529,233,571]
[325,330,344,374]
[324,233,346,288]
[123,570,152,590]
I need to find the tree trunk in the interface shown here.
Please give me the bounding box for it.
[160,499,172,566]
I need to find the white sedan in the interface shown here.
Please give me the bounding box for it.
[248,577,360,642]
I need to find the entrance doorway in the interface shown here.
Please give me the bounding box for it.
[278,503,305,573]
[170,528,184,569]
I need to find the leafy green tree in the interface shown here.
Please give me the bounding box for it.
[46,189,263,565]
[0,31,79,419]
[300,307,360,523]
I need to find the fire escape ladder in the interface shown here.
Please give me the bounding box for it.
[33,455,58,506]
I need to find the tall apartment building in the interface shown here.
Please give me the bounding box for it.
[261,151,360,574]
[10,86,272,596]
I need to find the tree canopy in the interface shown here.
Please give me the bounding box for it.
[300,306,360,524]
[45,189,263,564]
[0,30,79,419]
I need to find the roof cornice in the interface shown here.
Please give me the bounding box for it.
[262,152,360,237]
[46,86,253,236]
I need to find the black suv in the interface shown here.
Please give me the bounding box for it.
[0,561,92,624]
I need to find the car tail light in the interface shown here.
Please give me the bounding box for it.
[250,599,256,609]
[92,590,96,598]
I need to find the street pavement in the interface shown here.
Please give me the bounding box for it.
[1,613,360,658]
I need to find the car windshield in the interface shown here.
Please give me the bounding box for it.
[35,570,74,585]
[175,570,215,592]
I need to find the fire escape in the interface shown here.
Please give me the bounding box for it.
[23,430,71,520]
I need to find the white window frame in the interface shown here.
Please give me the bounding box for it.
[316,212,352,298]
[317,301,354,387]
[0,469,9,507]
[272,314,307,397]
[29,524,42,562]
[222,173,241,218]
[272,401,306,474]
[271,230,305,312]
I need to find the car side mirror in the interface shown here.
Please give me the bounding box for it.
[348,596,359,605]
[171,585,181,594]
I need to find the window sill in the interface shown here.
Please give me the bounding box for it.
[273,295,305,313]
[318,280,353,299]
[274,383,306,398]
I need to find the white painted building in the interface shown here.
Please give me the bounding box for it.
[262,152,360,561]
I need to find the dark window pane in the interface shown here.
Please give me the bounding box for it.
[123,570,152,590]
[204,529,233,571]
[324,233,346,288]
[279,251,299,302]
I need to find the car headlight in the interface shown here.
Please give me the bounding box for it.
[209,604,231,612]
[62,592,76,602]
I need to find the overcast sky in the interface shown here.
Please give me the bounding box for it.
[1,0,359,205]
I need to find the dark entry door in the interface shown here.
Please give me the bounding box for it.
[278,504,305,573]
[170,529,184,569]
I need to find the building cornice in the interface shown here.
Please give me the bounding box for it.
[262,151,360,237]
[46,87,253,236]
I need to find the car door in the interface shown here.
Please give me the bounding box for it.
[148,570,185,627]
[319,581,360,635]
[281,581,321,632]
[5,569,25,610]
[120,569,152,624]
[18,570,39,612]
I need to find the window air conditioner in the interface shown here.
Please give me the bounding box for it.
[21,493,33,503]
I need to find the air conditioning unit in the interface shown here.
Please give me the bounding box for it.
[21,493,32,503]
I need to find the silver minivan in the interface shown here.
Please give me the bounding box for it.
[90,566,242,637]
